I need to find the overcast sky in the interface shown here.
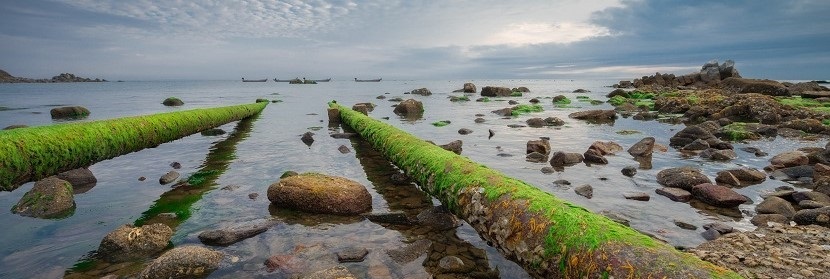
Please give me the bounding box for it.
[1,0,828,80]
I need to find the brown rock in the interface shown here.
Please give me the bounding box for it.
[480,86,513,97]
[526,138,551,155]
[628,137,655,157]
[568,109,617,121]
[549,151,584,167]
[623,192,650,201]
[756,196,797,218]
[267,173,372,215]
[691,183,748,208]
[583,149,608,164]
[656,167,712,191]
[721,77,790,96]
[138,246,223,278]
[770,151,809,167]
[655,187,692,202]
[97,223,173,262]
[393,99,424,115]
[11,177,75,218]
[750,214,789,226]
[440,140,463,155]
[589,141,623,155]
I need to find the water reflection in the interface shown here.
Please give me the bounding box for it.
[65,114,260,278]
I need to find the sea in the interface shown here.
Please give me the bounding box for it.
[0,79,822,278]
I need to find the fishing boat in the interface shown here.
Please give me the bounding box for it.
[242,78,267,82]
[276,78,330,82]
[311,78,331,82]
[273,78,293,82]
[354,78,382,82]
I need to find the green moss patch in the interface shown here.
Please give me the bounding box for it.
[510,91,523,97]
[432,120,451,127]
[720,122,759,141]
[778,96,830,113]
[511,104,543,116]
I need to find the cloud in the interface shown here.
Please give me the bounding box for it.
[484,22,611,46]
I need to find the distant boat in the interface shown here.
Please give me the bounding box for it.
[311,78,331,82]
[242,78,267,82]
[276,78,330,82]
[354,78,382,82]
[274,78,292,82]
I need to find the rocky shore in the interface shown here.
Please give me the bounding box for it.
[0,69,106,83]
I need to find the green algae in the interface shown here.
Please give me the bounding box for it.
[721,122,757,141]
[449,95,470,102]
[477,97,491,102]
[432,120,451,127]
[329,101,740,278]
[510,91,523,97]
[553,97,572,105]
[511,104,543,116]
[0,102,267,191]
[778,96,830,113]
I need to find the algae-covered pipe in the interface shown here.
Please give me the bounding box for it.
[330,102,740,278]
[0,102,267,191]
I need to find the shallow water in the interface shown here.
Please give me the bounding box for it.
[0,80,824,278]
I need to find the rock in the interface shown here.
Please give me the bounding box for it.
[656,167,711,191]
[573,88,590,93]
[739,146,768,157]
[691,183,749,208]
[627,137,655,157]
[301,131,315,146]
[264,254,304,274]
[338,145,350,154]
[200,128,225,136]
[702,222,733,234]
[526,117,546,127]
[607,88,630,98]
[138,245,223,279]
[540,166,555,174]
[386,239,432,264]
[364,212,415,226]
[792,206,830,227]
[393,99,424,115]
[513,86,530,92]
[814,163,830,179]
[583,149,608,164]
[198,219,273,246]
[170,162,182,169]
[330,132,356,139]
[655,187,692,202]
[621,166,637,177]
[438,256,471,273]
[488,129,495,139]
[553,179,571,186]
[56,167,97,188]
[715,168,766,187]
[491,107,512,116]
[416,206,461,230]
[568,109,617,121]
[2,124,28,130]
[544,117,565,126]
[474,117,485,123]
[815,177,830,196]
[700,228,721,241]
[549,151,584,167]
[770,151,809,167]
[162,97,184,106]
[327,108,341,123]
[771,165,814,181]
[336,247,369,263]
[781,118,826,134]
[529,98,540,103]
[97,223,173,262]
[305,265,357,279]
[463,83,477,93]
[750,214,790,226]
[598,210,630,226]
[674,220,697,230]
[11,177,75,218]
[669,125,717,148]
[508,100,519,105]
[792,191,830,205]
[267,173,372,215]
[410,88,432,96]
[526,152,548,163]
[624,192,650,201]
[526,138,551,155]
[756,197,797,218]
[721,77,790,96]
[248,193,258,200]
[480,86,513,97]
[280,171,298,179]
[458,128,473,135]
[159,170,180,185]
[800,200,826,209]
[700,148,737,161]
[439,140,463,155]
[589,141,623,155]
[50,106,90,119]
[574,184,593,199]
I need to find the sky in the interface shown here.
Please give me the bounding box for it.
[1,0,828,80]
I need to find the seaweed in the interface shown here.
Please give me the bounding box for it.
[510,104,543,116]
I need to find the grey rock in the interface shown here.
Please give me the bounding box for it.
[410,88,432,96]
[550,151,584,167]
[97,223,173,262]
[792,206,830,227]
[701,228,721,241]
[386,239,432,263]
[55,167,97,187]
[198,219,273,246]
[480,86,513,97]
[138,245,222,279]
[337,145,351,154]
[583,149,608,164]
[751,214,790,226]
[416,206,461,230]
[301,131,315,146]
[756,196,797,218]
[440,140,463,155]
[527,138,551,155]
[11,177,75,218]
[336,247,369,263]
[162,97,184,106]
[702,222,733,234]
[628,137,655,157]
[575,184,593,199]
[624,192,650,201]
[674,220,697,230]
[544,117,565,126]
[621,166,637,177]
[458,128,473,135]
[159,170,180,185]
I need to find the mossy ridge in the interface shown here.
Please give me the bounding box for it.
[777,96,830,113]
[330,102,740,278]
[0,102,267,191]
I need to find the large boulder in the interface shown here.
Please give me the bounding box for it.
[480,86,513,97]
[97,223,173,262]
[721,77,790,96]
[691,183,749,208]
[393,99,424,115]
[11,177,75,218]
[410,88,432,96]
[138,245,223,278]
[527,138,551,155]
[50,106,90,120]
[628,137,655,157]
[770,151,809,168]
[792,206,830,227]
[714,168,766,187]
[463,83,477,93]
[267,173,372,215]
[656,167,711,191]
[589,141,623,155]
[162,97,184,106]
[56,167,97,189]
[549,151,584,167]
[755,196,797,219]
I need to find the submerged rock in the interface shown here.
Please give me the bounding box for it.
[691,183,748,208]
[12,177,76,219]
[198,219,274,246]
[138,245,223,279]
[162,97,184,106]
[97,223,173,262]
[267,173,372,215]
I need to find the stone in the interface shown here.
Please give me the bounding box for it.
[330,132,356,139]
[410,88,432,96]
[364,212,415,226]
[198,219,273,246]
[800,200,826,209]
[513,86,530,92]
[755,196,797,218]
[138,246,222,279]
[814,163,830,179]
[589,141,623,155]
[574,184,593,199]
[305,265,357,279]
[526,152,548,163]
[655,187,692,202]
[715,171,741,187]
[681,139,710,151]
[56,167,97,189]
[474,117,485,123]
[458,128,473,135]
[770,151,809,167]
[491,107,512,116]
[721,77,790,96]
[750,214,789,226]
[440,140,463,155]
[792,206,830,227]
[568,109,617,121]
[674,220,697,230]
[50,106,90,119]
[583,149,608,164]
[463,83,477,93]
[624,192,650,201]
[702,222,733,234]
[607,88,630,98]
[669,125,717,148]
[544,117,565,126]
[97,223,173,262]
[691,183,749,208]
[393,99,424,115]
[11,177,75,218]
[438,256,471,273]
[336,247,369,263]
[621,166,637,177]
[327,108,341,123]
[628,137,655,157]
[200,128,225,136]
[508,100,519,105]
[792,191,830,205]
[701,228,721,241]
[301,131,315,146]
[480,86,513,97]
[338,145,350,154]
[656,167,711,191]
[702,149,737,161]
[527,138,551,155]
[159,170,180,185]
[739,146,767,157]
[715,168,766,187]
[416,206,461,230]
[267,173,372,215]
[170,161,182,169]
[386,239,432,264]
[549,151,584,167]
[162,97,184,106]
[770,165,814,181]
[526,117,546,127]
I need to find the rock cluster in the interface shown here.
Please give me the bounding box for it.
[0,69,106,83]
[615,59,740,89]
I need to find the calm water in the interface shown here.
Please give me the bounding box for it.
[0,80,823,278]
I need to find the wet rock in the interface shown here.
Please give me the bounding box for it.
[480,86,513,97]
[508,100,519,105]
[159,170,180,185]
[701,228,721,241]
[700,148,737,161]
[814,163,830,179]
[799,200,827,209]
[438,256,472,273]
[306,265,357,279]
[674,220,697,230]
[656,167,711,191]
[138,246,223,278]
[739,146,768,157]
[607,88,629,98]
[583,149,608,164]
[336,247,369,263]
[410,88,432,96]
[300,131,315,147]
[792,206,830,227]
[750,214,790,226]
[553,179,571,186]
[628,137,655,157]
[390,173,411,185]
[458,128,473,135]
[12,177,75,218]
[574,184,593,199]
[200,128,226,136]
[264,254,305,274]
[691,183,749,208]
[506,124,525,128]
[621,166,637,177]
[568,109,617,121]
[170,161,182,169]
[549,151,583,167]
[721,77,790,96]
[770,165,814,181]
[416,206,461,230]
[280,171,298,178]
[488,129,495,139]
[526,117,546,127]
[513,86,530,92]
[544,116,565,126]
[439,140,463,155]
[97,223,173,262]
[624,192,650,201]
[56,167,97,189]
[756,197,797,218]
[702,222,733,234]
[715,168,766,187]
[589,141,623,155]
[393,99,424,115]
[655,187,692,202]
[491,107,512,116]
[327,107,342,123]
[540,166,555,174]
[780,118,826,134]
[526,152,548,163]
[770,151,809,167]
[529,98,540,103]
[669,125,717,148]
[248,193,258,200]
[162,97,184,106]
[198,219,273,246]
[792,191,830,205]
[330,132,356,139]
[338,145,351,154]
[364,212,415,226]
[267,173,372,215]
[50,106,91,119]
[474,117,485,123]
[386,239,432,263]
[815,177,830,196]
[526,138,551,155]
[463,83,477,93]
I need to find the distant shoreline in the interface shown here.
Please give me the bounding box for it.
[0,69,106,83]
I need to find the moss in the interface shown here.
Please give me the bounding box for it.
[477,97,491,102]
[450,95,470,102]
[823,119,830,126]
[778,96,830,113]
[721,122,757,141]
[634,99,655,110]
[329,101,740,278]
[553,97,572,105]
[608,95,627,106]
[629,91,655,99]
[1,102,267,191]
[686,95,700,105]
[510,104,543,116]
[432,120,451,127]
[510,91,523,97]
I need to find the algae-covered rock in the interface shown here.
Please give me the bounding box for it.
[11,177,75,218]
[162,97,184,106]
[50,106,90,120]
[267,173,371,215]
